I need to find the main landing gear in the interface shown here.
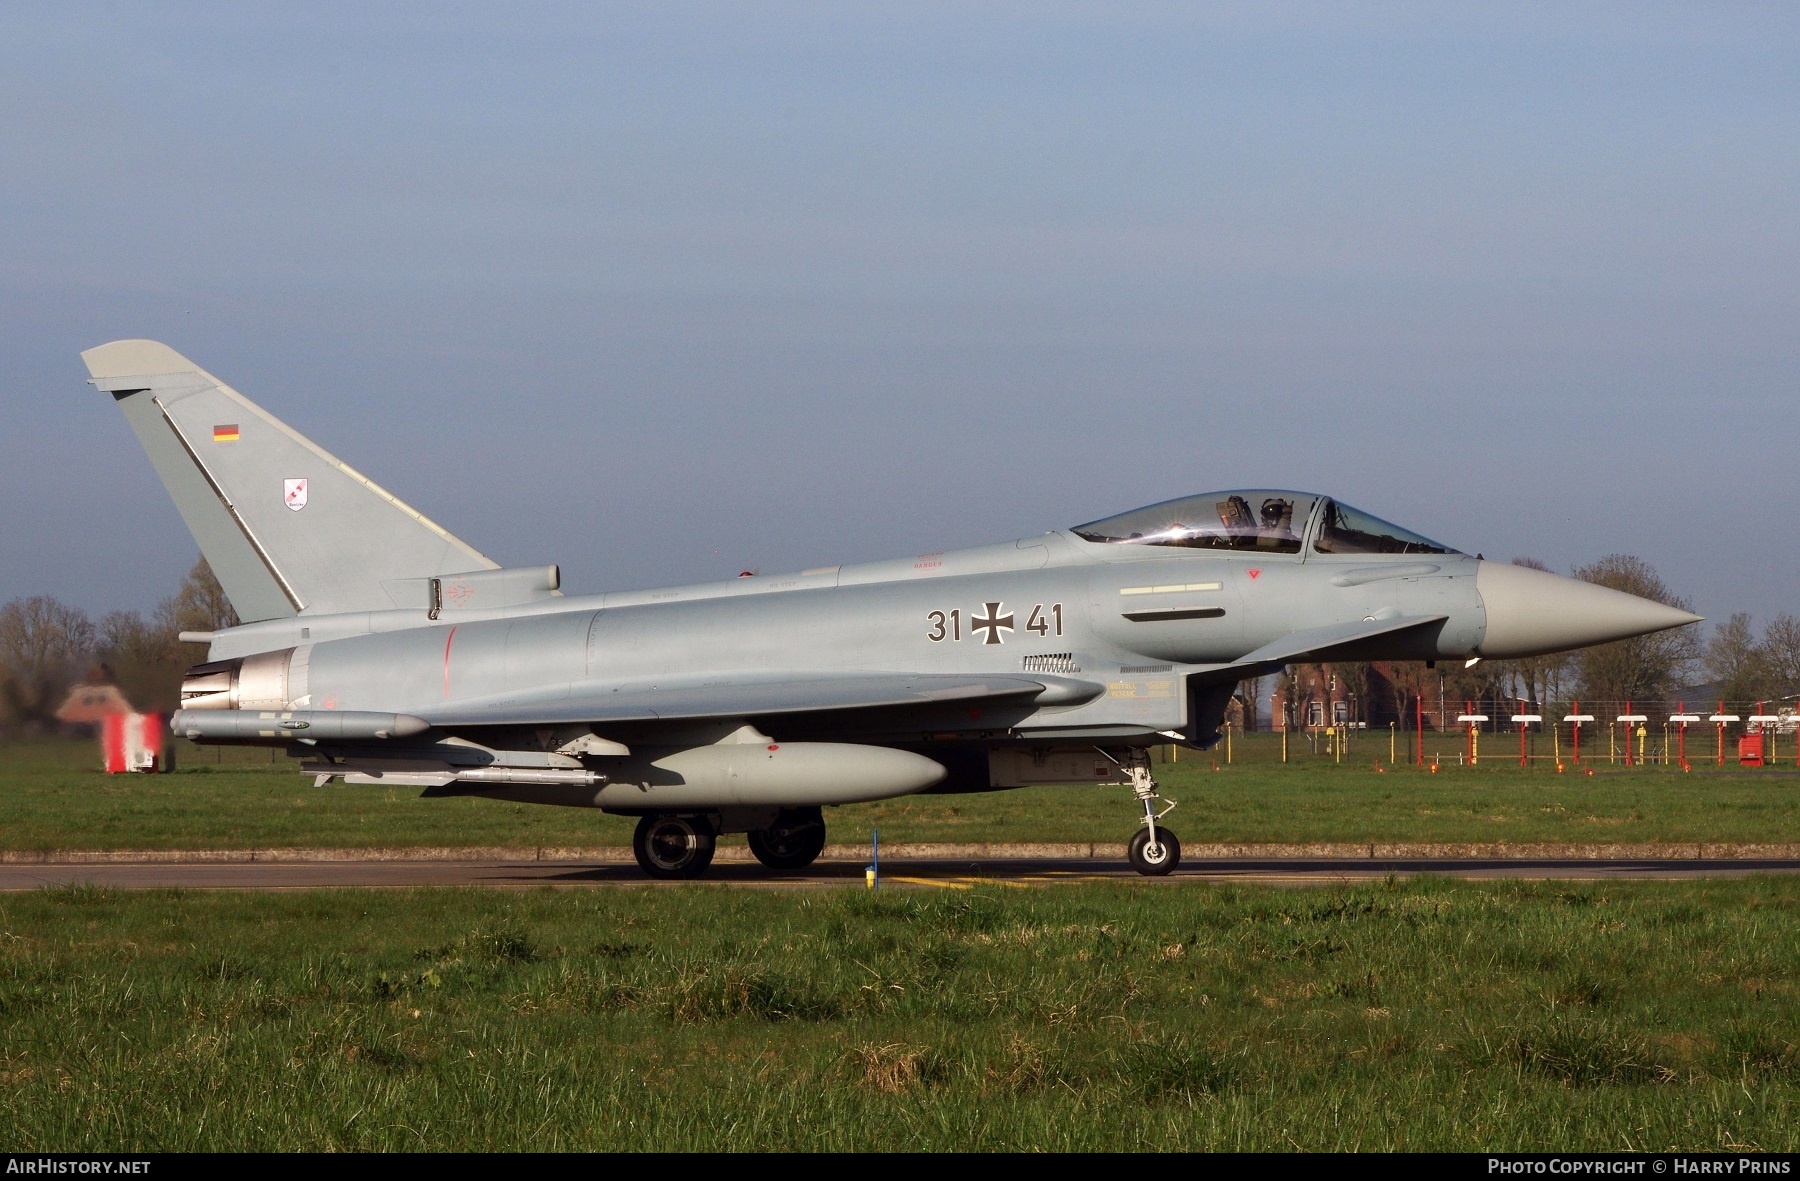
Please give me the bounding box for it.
[631,807,828,879]
[746,807,827,871]
[633,814,716,880]
[1122,750,1181,876]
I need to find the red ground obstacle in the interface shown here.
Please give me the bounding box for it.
[1564,700,1594,765]
[1669,702,1700,771]
[1415,695,1425,767]
[1617,701,1646,767]
[1709,701,1740,766]
[1510,702,1542,767]
[101,712,169,774]
[1746,702,1782,767]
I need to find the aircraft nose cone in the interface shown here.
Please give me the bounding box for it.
[1476,560,1702,659]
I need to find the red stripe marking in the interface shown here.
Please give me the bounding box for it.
[442,626,457,697]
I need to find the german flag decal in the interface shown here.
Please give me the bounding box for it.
[213,424,239,442]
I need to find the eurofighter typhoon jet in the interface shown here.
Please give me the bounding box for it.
[82,340,1703,877]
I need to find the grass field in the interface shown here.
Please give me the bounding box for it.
[2,736,1798,851]
[1,878,1797,1150]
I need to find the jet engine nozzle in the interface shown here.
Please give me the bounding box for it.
[1475,560,1702,659]
[179,648,301,711]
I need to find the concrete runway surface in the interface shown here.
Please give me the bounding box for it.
[4,856,1800,891]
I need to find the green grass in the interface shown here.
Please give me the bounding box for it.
[3,735,1799,850]
[1,878,1797,1150]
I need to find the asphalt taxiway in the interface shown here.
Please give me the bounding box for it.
[4,855,1799,891]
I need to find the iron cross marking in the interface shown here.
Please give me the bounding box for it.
[970,602,1015,645]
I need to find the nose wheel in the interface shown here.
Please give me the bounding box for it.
[1120,750,1181,876]
[1128,826,1181,875]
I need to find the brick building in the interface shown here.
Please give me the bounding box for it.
[1268,661,1511,732]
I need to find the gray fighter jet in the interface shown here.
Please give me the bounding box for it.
[82,340,1702,877]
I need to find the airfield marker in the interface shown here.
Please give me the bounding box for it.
[1510,707,1541,767]
[1457,703,1488,766]
[1617,704,1647,767]
[1670,705,1701,771]
[1748,709,1782,768]
[1415,695,1424,767]
[1709,702,1741,766]
[1565,704,1594,765]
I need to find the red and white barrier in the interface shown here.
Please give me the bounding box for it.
[101,712,167,774]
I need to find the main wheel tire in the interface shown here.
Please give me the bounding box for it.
[747,807,827,871]
[1127,827,1181,876]
[633,814,717,880]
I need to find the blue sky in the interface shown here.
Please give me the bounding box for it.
[3,3,1796,628]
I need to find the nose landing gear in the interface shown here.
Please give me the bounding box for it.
[1123,751,1181,876]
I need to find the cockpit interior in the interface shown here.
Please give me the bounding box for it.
[1071,491,1458,557]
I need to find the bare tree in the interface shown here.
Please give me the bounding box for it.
[1237,673,1264,732]
[0,596,97,727]
[96,610,188,713]
[154,558,239,640]
[1764,613,1800,695]
[1705,612,1775,706]
[1571,554,1699,706]
[1380,661,1436,729]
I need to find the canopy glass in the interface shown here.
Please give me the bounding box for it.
[1073,492,1460,557]
[1072,491,1317,554]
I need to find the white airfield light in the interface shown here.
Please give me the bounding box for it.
[1510,714,1542,724]
[1456,714,1489,723]
[1749,715,1783,723]
[1617,714,1647,723]
[1669,714,1702,723]
[1564,714,1596,723]
[1709,714,1741,723]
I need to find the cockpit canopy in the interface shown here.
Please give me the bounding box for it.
[1071,490,1458,557]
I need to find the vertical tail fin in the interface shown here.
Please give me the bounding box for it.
[83,340,498,622]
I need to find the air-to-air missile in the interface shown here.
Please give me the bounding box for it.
[83,340,1702,878]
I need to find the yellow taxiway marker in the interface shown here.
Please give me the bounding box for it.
[881,876,973,889]
[881,874,1118,889]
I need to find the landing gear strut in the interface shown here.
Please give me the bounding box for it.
[747,807,827,871]
[1122,750,1181,876]
[633,814,717,879]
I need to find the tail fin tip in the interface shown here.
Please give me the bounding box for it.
[82,339,200,386]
